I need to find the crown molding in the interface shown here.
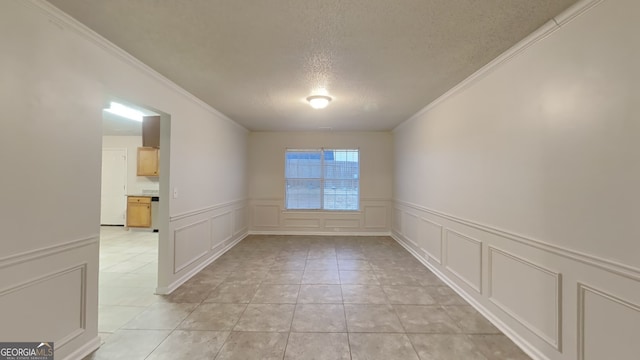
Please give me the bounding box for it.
[22,0,248,133]
[393,0,603,133]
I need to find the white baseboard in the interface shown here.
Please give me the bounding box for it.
[61,335,101,360]
[391,232,550,360]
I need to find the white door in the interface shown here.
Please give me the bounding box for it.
[101,148,127,225]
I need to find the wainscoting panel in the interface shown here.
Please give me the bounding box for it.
[363,205,388,229]
[391,199,640,360]
[173,219,210,273]
[161,199,248,294]
[325,218,360,229]
[249,198,391,235]
[0,264,86,346]
[284,218,321,228]
[0,237,99,360]
[403,213,419,244]
[234,207,247,235]
[211,211,233,249]
[489,247,561,349]
[445,230,482,293]
[419,217,443,264]
[392,208,402,234]
[578,284,640,360]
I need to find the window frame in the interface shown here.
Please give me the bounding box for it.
[284,148,360,211]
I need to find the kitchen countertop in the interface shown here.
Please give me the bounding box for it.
[127,194,160,201]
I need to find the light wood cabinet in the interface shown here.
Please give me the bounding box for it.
[137,147,159,176]
[127,196,151,228]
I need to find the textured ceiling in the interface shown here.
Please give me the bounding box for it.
[48,0,578,131]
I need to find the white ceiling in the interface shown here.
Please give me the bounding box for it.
[49,0,578,131]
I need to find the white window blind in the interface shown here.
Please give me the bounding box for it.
[285,149,359,210]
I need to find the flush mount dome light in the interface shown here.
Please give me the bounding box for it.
[306,95,332,109]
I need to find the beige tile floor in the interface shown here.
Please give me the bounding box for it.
[95,227,160,337]
[86,230,531,360]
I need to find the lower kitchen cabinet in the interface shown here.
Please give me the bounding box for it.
[126,196,151,228]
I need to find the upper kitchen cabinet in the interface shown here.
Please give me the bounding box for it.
[142,115,160,148]
[137,147,159,176]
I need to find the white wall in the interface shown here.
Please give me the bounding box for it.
[102,136,159,194]
[0,1,248,359]
[249,132,392,234]
[392,1,640,360]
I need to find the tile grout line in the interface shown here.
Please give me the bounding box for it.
[284,247,311,359]
[340,256,354,360]
[214,301,251,359]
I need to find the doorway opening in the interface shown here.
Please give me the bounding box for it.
[97,98,170,338]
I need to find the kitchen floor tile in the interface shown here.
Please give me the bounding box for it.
[214,332,288,360]
[344,304,404,333]
[233,304,295,332]
[179,303,247,330]
[284,333,350,360]
[393,305,461,333]
[145,330,229,360]
[291,304,347,332]
[408,333,488,360]
[348,333,419,360]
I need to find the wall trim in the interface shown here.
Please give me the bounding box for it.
[250,199,391,232]
[325,219,361,229]
[444,229,482,294]
[392,207,403,235]
[249,197,391,202]
[394,200,640,281]
[156,231,248,295]
[391,232,550,360]
[577,282,640,360]
[0,235,99,269]
[173,219,211,274]
[420,217,443,264]
[362,205,389,229]
[0,263,88,348]
[281,210,363,215]
[554,0,604,26]
[60,335,101,360]
[170,199,247,222]
[233,208,247,235]
[249,230,391,237]
[404,212,419,242]
[211,238,230,255]
[283,218,321,228]
[488,246,562,350]
[252,204,281,228]
[24,0,248,133]
[210,211,233,247]
[393,0,602,134]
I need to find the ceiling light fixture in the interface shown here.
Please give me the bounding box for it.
[104,101,144,121]
[306,95,332,109]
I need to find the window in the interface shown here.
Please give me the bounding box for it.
[285,149,359,210]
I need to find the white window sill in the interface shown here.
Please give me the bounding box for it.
[281,209,362,213]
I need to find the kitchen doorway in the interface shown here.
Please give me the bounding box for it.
[97,98,167,340]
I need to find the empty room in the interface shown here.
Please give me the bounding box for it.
[1,0,638,359]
